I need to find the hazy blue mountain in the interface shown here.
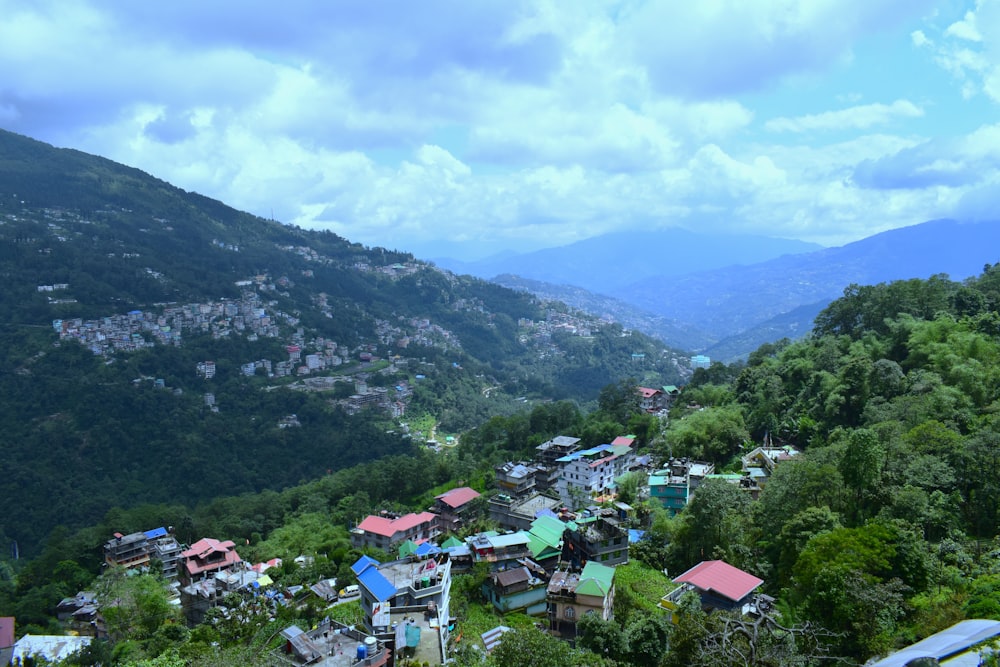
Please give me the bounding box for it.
[613,219,1000,339]
[482,220,1000,360]
[434,228,823,293]
[701,299,833,363]
[492,273,716,352]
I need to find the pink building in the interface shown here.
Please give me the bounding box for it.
[434,487,482,533]
[350,512,440,552]
[180,538,242,584]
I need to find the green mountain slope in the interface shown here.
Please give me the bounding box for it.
[0,129,685,555]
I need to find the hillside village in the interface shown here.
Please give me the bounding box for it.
[9,134,1000,667]
[16,383,809,666]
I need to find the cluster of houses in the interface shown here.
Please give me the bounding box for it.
[29,428,801,666]
[347,486,773,664]
[38,526,393,667]
[344,417,811,661]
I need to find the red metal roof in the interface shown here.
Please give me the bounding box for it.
[182,537,242,576]
[637,387,661,397]
[435,486,481,508]
[357,512,438,538]
[672,560,763,603]
[0,616,14,649]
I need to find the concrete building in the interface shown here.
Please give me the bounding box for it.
[535,436,582,465]
[468,532,532,571]
[482,565,548,616]
[351,552,452,665]
[0,617,13,667]
[144,527,184,581]
[495,462,541,498]
[659,560,764,623]
[534,436,581,493]
[432,487,481,534]
[180,537,242,585]
[488,493,563,532]
[556,444,635,505]
[648,458,715,514]
[546,562,616,639]
[564,515,629,567]
[350,512,440,552]
[277,620,389,667]
[103,531,150,570]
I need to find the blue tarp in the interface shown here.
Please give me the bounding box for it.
[144,527,168,539]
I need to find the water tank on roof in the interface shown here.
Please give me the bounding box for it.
[357,644,367,660]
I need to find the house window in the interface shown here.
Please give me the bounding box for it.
[565,607,575,619]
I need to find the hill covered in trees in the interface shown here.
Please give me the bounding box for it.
[0,129,685,556]
[7,129,1000,666]
[4,257,1000,666]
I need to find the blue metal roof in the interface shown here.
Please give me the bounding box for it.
[414,542,440,557]
[357,566,398,603]
[351,555,380,576]
[144,527,168,539]
[870,619,1000,666]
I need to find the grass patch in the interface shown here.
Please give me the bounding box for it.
[407,412,437,441]
[614,561,671,620]
[453,602,540,649]
[325,600,364,627]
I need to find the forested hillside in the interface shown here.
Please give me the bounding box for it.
[7,129,1000,666]
[0,129,685,556]
[6,265,1000,666]
[647,265,1000,662]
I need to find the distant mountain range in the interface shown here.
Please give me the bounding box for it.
[461,220,1000,360]
[433,229,822,294]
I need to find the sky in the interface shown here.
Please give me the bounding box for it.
[2,1,999,261]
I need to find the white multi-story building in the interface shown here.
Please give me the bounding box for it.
[556,444,635,504]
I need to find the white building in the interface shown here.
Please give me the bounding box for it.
[556,444,635,504]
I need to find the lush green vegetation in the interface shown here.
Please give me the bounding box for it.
[9,129,1000,666]
[0,129,685,557]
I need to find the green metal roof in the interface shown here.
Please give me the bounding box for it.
[528,533,561,560]
[575,561,615,597]
[398,540,418,558]
[529,515,565,547]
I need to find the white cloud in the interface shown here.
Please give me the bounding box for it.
[0,0,991,258]
[616,0,934,98]
[912,29,932,47]
[766,99,924,132]
[945,10,982,41]
[918,0,1000,103]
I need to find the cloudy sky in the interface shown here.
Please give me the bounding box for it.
[2,1,999,260]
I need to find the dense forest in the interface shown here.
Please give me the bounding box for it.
[8,129,1000,666]
[6,265,1000,666]
[0,129,686,558]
